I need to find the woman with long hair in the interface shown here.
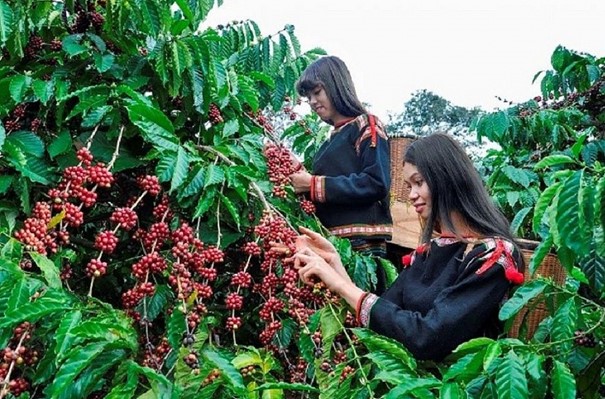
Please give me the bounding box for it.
[289,55,393,294]
[290,133,525,361]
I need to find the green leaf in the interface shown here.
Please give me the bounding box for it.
[256,382,319,393]
[174,0,194,25]
[155,151,176,182]
[212,59,228,93]
[222,119,239,138]
[53,310,83,365]
[510,207,531,235]
[204,164,225,187]
[10,75,32,103]
[5,277,29,313]
[499,280,546,321]
[82,105,112,128]
[528,235,554,276]
[440,382,465,399]
[201,349,247,396]
[62,34,88,56]
[46,342,107,398]
[551,360,576,399]
[506,191,520,209]
[6,147,53,184]
[0,295,72,328]
[134,0,161,37]
[534,154,576,170]
[0,175,12,194]
[352,255,376,291]
[443,352,484,383]
[478,111,509,142]
[47,130,72,159]
[0,1,14,44]
[170,146,190,192]
[167,307,186,349]
[502,165,531,187]
[193,187,216,218]
[384,378,441,399]
[180,166,206,198]
[126,103,178,152]
[58,349,127,399]
[93,53,115,73]
[32,78,55,105]
[319,305,344,354]
[219,193,240,228]
[7,131,45,157]
[232,350,263,370]
[533,183,561,232]
[378,257,398,286]
[551,298,577,345]
[139,285,172,322]
[30,252,62,289]
[557,171,588,254]
[495,351,528,399]
[352,328,415,370]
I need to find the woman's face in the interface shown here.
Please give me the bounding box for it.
[403,162,431,219]
[306,85,339,123]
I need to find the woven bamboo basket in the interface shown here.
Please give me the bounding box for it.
[507,246,566,339]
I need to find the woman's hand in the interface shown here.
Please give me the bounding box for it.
[293,247,365,309]
[295,227,351,283]
[293,248,347,293]
[289,170,312,194]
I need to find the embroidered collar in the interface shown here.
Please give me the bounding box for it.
[333,117,355,129]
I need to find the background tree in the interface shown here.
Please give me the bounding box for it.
[386,89,485,157]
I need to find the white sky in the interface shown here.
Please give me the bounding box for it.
[203,0,605,121]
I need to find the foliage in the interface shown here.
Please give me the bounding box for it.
[472,45,605,398]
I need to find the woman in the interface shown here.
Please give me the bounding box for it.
[292,133,525,361]
[290,56,393,293]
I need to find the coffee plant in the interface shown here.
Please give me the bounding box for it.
[0,0,603,397]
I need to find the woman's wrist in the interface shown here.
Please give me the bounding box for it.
[336,281,365,309]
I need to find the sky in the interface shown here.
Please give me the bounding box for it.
[203,0,605,122]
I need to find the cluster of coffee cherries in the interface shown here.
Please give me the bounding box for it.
[69,2,105,34]
[14,147,113,257]
[248,109,274,133]
[264,143,298,198]
[208,103,224,125]
[24,35,44,58]
[2,103,40,134]
[0,322,36,397]
[250,212,329,351]
[287,358,309,383]
[300,198,316,215]
[574,330,598,348]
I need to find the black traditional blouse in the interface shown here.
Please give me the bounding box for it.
[359,237,522,361]
[309,114,392,242]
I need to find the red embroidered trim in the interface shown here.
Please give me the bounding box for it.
[314,176,325,203]
[309,175,316,201]
[355,292,370,325]
[359,293,379,327]
[368,114,377,148]
[476,239,504,275]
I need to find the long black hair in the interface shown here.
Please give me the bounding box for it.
[296,56,366,123]
[404,133,520,253]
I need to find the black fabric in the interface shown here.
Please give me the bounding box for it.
[369,239,515,361]
[311,114,392,241]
